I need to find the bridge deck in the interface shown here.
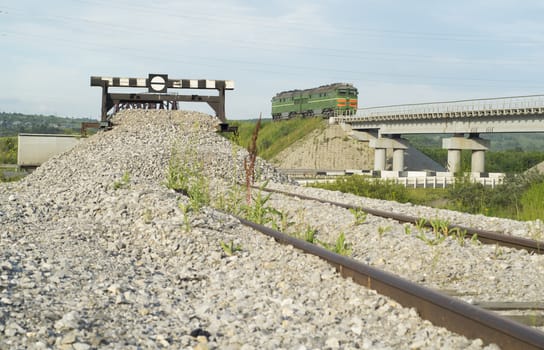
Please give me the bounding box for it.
[337,94,544,122]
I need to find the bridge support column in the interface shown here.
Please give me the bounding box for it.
[369,136,409,171]
[471,150,486,173]
[392,148,405,172]
[374,148,387,171]
[442,134,490,173]
[447,149,462,173]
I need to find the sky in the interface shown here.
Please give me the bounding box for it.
[2,0,544,120]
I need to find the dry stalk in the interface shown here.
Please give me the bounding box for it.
[244,114,261,204]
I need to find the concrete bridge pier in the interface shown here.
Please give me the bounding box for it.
[374,148,387,170]
[442,134,490,173]
[471,150,486,173]
[369,136,409,171]
[392,148,405,171]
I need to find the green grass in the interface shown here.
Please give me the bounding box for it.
[311,175,411,202]
[520,181,544,221]
[226,117,325,160]
[310,173,544,222]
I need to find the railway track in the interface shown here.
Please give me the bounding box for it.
[234,183,544,348]
[236,216,544,350]
[256,185,544,254]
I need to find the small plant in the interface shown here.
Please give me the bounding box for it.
[452,227,468,246]
[415,218,427,232]
[142,208,153,224]
[271,209,292,233]
[165,157,190,195]
[377,225,391,238]
[349,208,367,226]
[166,148,210,212]
[416,229,446,246]
[178,203,191,232]
[404,224,412,235]
[415,218,454,246]
[242,182,280,225]
[470,233,480,245]
[430,218,451,236]
[220,240,242,256]
[318,232,352,256]
[244,115,261,204]
[187,173,210,211]
[493,244,504,259]
[113,171,131,190]
[214,184,244,216]
[302,225,318,243]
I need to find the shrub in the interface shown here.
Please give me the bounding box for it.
[311,175,410,202]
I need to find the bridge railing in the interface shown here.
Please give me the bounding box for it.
[335,94,544,121]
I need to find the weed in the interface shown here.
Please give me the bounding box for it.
[493,244,504,259]
[166,147,210,212]
[416,228,446,246]
[471,233,480,245]
[301,225,318,243]
[430,218,451,236]
[452,227,468,246]
[187,174,210,211]
[349,208,367,225]
[214,184,244,216]
[377,225,391,238]
[404,224,412,235]
[142,208,153,224]
[318,232,352,256]
[178,203,191,232]
[244,115,261,204]
[165,156,192,195]
[415,218,427,232]
[271,209,292,233]
[113,171,131,190]
[241,182,280,225]
[220,240,242,256]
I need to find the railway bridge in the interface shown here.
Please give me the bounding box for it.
[333,95,544,172]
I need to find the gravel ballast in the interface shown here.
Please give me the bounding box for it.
[0,110,519,349]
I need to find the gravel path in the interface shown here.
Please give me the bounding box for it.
[0,110,510,349]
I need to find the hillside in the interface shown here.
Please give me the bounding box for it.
[0,112,96,136]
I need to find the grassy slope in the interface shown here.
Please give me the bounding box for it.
[229,117,326,160]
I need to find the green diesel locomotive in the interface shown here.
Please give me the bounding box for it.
[271,83,358,120]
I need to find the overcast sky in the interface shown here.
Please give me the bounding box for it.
[2,0,544,120]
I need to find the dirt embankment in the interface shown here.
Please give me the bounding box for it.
[271,124,445,172]
[271,125,373,170]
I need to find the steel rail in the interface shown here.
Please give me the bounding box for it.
[259,186,544,254]
[236,216,544,350]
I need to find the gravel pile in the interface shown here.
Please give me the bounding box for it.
[1,110,503,349]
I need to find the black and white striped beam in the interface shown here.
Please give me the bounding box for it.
[90,75,235,91]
